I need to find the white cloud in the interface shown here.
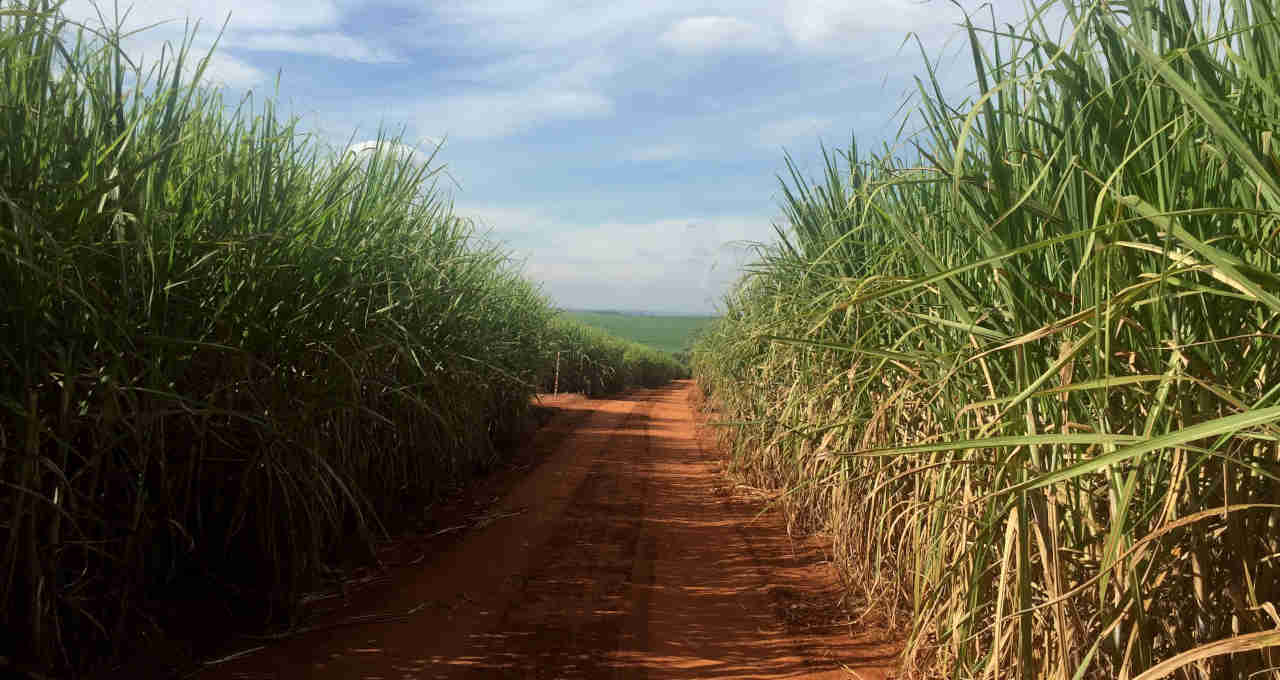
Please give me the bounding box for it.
[400,46,620,140]
[108,32,266,88]
[229,32,405,63]
[345,140,439,167]
[199,51,268,87]
[457,204,561,235]
[60,0,398,75]
[756,115,835,148]
[780,0,1045,53]
[783,0,947,46]
[426,2,683,51]
[415,89,613,141]
[659,16,776,53]
[528,216,772,313]
[425,0,978,58]
[456,203,775,312]
[449,51,616,90]
[60,0,341,33]
[624,143,695,162]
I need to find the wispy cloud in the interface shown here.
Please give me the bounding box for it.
[422,2,682,51]
[345,140,439,168]
[414,89,614,141]
[228,32,405,63]
[756,115,836,149]
[61,0,341,33]
[659,16,777,54]
[103,32,267,88]
[783,0,963,48]
[198,52,268,87]
[460,202,775,313]
[624,142,697,162]
[61,0,398,79]
[459,204,563,237]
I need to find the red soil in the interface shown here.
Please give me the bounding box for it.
[201,381,899,679]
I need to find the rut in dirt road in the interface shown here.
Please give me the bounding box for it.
[209,381,898,679]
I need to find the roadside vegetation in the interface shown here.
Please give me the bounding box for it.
[694,0,1280,677]
[0,4,680,673]
[541,317,688,396]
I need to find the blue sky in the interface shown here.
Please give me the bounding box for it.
[62,0,1025,314]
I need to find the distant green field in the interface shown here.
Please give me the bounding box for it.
[560,310,714,355]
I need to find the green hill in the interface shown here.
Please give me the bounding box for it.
[560,310,714,355]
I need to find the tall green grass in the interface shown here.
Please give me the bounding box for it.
[0,4,678,673]
[540,316,688,396]
[694,0,1280,677]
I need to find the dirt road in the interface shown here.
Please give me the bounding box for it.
[207,381,898,679]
